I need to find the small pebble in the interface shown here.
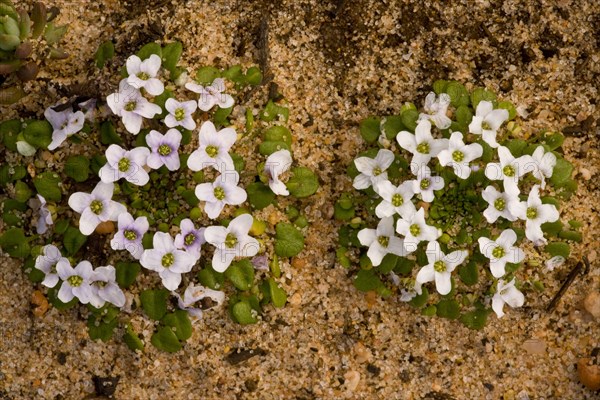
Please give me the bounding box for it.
[587,250,597,263]
[579,167,591,180]
[577,358,600,390]
[353,342,372,364]
[582,292,600,319]
[31,290,49,317]
[522,339,546,355]
[95,221,115,234]
[343,370,360,391]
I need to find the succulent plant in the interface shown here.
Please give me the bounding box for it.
[0,1,68,105]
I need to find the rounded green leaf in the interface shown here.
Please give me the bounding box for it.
[224,259,255,291]
[162,41,182,75]
[497,101,517,120]
[545,242,570,258]
[115,262,141,288]
[162,310,192,341]
[263,125,292,145]
[550,158,573,185]
[436,299,461,320]
[140,289,169,320]
[246,182,275,210]
[353,269,384,292]
[95,40,115,68]
[359,117,381,143]
[231,300,258,325]
[382,115,404,140]
[286,167,319,198]
[195,66,220,85]
[33,171,62,202]
[0,227,29,258]
[446,81,470,107]
[13,180,32,203]
[259,140,290,156]
[198,267,224,290]
[123,325,144,351]
[245,66,263,85]
[100,121,122,145]
[470,87,496,109]
[458,260,479,286]
[267,278,287,308]
[23,120,52,149]
[137,42,162,60]
[0,119,22,151]
[409,287,429,308]
[64,155,90,182]
[274,222,304,258]
[63,226,87,256]
[87,314,117,342]
[400,109,419,132]
[151,326,182,352]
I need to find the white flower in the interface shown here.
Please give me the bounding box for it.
[195,171,247,219]
[28,194,53,234]
[468,100,509,148]
[373,180,416,219]
[78,98,97,122]
[90,265,126,308]
[16,140,36,156]
[418,92,452,129]
[396,207,441,253]
[57,260,94,304]
[415,241,468,295]
[44,107,85,150]
[68,182,127,236]
[264,149,293,196]
[531,146,557,189]
[478,229,525,278]
[174,219,206,261]
[492,278,525,318]
[34,244,67,288]
[353,149,395,190]
[437,131,483,179]
[126,54,164,96]
[484,146,533,196]
[106,80,162,134]
[110,212,149,260]
[185,78,234,111]
[164,98,197,130]
[146,128,182,171]
[481,185,520,223]
[99,144,150,185]
[514,184,559,245]
[187,121,236,173]
[140,232,197,291]
[545,255,565,271]
[204,214,260,273]
[173,283,225,319]
[410,165,445,202]
[399,288,418,302]
[397,119,449,168]
[357,216,407,267]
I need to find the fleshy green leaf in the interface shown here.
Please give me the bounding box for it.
[246,182,275,210]
[162,310,192,341]
[195,66,220,85]
[87,314,117,342]
[541,132,565,151]
[266,278,287,308]
[231,300,258,325]
[409,287,429,308]
[378,253,398,274]
[458,260,479,286]
[224,259,255,291]
[33,172,62,202]
[432,80,448,95]
[446,81,470,107]
[44,22,67,45]
[382,115,404,140]
[359,117,381,143]
[198,266,224,290]
[258,140,290,156]
[0,119,22,151]
[260,100,289,122]
[23,120,52,149]
[455,105,473,125]
[137,42,162,60]
[550,158,573,185]
[459,308,490,330]
[245,66,263,85]
[353,269,384,292]
[497,101,517,120]
[274,222,304,258]
[286,167,319,198]
[151,326,182,352]
[162,41,182,76]
[0,227,30,258]
[100,121,122,145]
[436,299,461,319]
[470,87,496,109]
[115,262,141,288]
[263,125,292,145]
[140,289,169,320]
[13,181,32,203]
[545,242,570,258]
[64,155,90,182]
[63,226,87,256]
[400,109,419,132]
[95,40,115,68]
[123,325,144,351]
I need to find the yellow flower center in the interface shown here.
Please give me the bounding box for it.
[377,236,389,248]
[90,200,103,215]
[434,260,446,273]
[452,150,464,162]
[492,246,505,259]
[225,233,237,249]
[162,253,175,268]
[214,186,226,200]
[494,198,505,211]
[410,224,420,236]
[416,142,430,154]
[392,194,403,207]
[158,144,172,156]
[206,145,219,158]
[118,157,130,172]
[67,275,83,287]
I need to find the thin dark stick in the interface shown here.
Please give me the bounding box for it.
[546,256,591,313]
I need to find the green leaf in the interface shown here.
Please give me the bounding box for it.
[400,109,419,132]
[446,81,470,107]
[222,65,244,83]
[394,257,414,275]
[231,300,258,325]
[0,227,30,258]
[459,308,491,330]
[162,310,192,341]
[263,125,292,145]
[260,100,289,122]
[224,259,255,291]
[359,117,381,143]
[455,105,473,125]
[286,167,319,198]
[541,132,565,151]
[63,227,87,256]
[382,115,404,140]
[214,106,233,127]
[258,140,290,156]
[550,158,573,185]
[137,42,162,60]
[198,266,224,290]
[23,120,52,149]
[541,220,563,236]
[162,41,182,75]
[378,253,398,274]
[140,289,169,320]
[266,278,287,308]
[13,181,32,203]
[504,139,527,157]
[334,202,355,221]
[33,172,62,202]
[497,101,517,120]
[87,314,117,342]
[458,260,479,286]
[470,87,496,109]
[0,119,22,151]
[409,287,429,308]
[353,269,383,292]
[545,242,570,258]
[246,182,275,210]
[90,154,107,175]
[44,22,67,45]
[195,66,220,85]
[151,326,182,352]
[99,121,122,145]
[436,299,461,320]
[245,66,263,85]
[123,325,144,351]
[274,222,304,258]
[64,155,90,182]
[115,262,141,288]
[432,80,448,95]
[558,230,582,242]
[94,40,115,68]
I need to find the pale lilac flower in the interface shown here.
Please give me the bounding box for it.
[484,146,533,196]
[57,260,94,304]
[195,172,247,219]
[437,131,483,179]
[44,106,85,150]
[481,185,520,223]
[353,149,395,190]
[469,100,509,148]
[174,218,206,261]
[396,207,440,253]
[164,98,197,130]
[78,98,97,122]
[357,216,407,267]
[418,92,452,129]
[110,212,149,260]
[492,278,525,318]
[187,121,236,173]
[478,229,525,278]
[90,265,126,308]
[172,283,225,319]
[410,165,445,202]
[373,180,416,219]
[140,232,197,291]
[397,120,449,168]
[106,80,162,135]
[545,256,565,271]
[514,184,559,245]
[99,144,150,185]
[531,146,557,189]
[264,150,293,196]
[34,244,67,288]
[415,240,468,295]
[29,194,53,234]
[126,54,164,96]
[399,288,418,302]
[251,255,269,271]
[204,214,260,273]
[146,128,182,171]
[68,182,127,236]
[185,78,234,111]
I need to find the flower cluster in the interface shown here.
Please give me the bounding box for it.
[343,82,577,325]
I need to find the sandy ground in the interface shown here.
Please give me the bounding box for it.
[0,0,599,399]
